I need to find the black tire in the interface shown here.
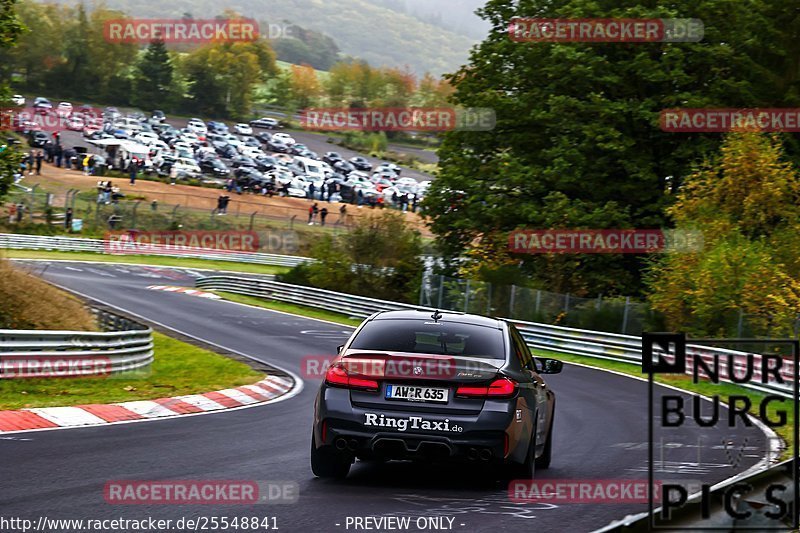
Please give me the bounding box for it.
[310,433,351,479]
[535,416,553,469]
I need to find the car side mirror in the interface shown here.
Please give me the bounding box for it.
[536,358,563,374]
[337,345,344,354]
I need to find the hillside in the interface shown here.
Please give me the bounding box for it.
[50,0,484,76]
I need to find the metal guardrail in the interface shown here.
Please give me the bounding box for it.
[0,309,154,378]
[196,275,795,399]
[0,233,311,267]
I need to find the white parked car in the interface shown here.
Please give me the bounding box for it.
[272,132,295,145]
[395,177,419,188]
[134,132,159,144]
[294,156,327,181]
[240,146,266,159]
[11,95,25,107]
[172,141,193,153]
[233,123,253,135]
[186,118,207,136]
[56,102,73,117]
[179,131,201,145]
[173,157,201,177]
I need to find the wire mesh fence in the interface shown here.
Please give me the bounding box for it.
[420,274,800,338]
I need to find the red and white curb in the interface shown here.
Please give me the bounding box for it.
[0,374,294,433]
[147,285,221,299]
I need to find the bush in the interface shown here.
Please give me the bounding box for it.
[0,258,97,330]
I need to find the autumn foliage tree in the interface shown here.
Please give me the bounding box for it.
[646,132,800,336]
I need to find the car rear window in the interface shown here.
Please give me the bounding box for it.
[349,319,506,359]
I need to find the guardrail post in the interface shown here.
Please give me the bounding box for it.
[564,293,570,313]
[249,211,257,231]
[288,215,296,229]
[535,290,541,314]
[509,285,516,317]
[621,296,631,334]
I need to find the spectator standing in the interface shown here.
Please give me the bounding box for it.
[320,207,328,226]
[357,189,364,208]
[8,203,17,224]
[308,202,319,225]
[35,150,43,175]
[64,207,73,230]
[103,181,113,204]
[16,203,24,223]
[28,150,34,175]
[411,194,418,212]
[308,182,316,200]
[128,160,138,185]
[169,164,178,185]
[54,144,63,168]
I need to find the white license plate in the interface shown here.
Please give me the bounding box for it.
[385,384,449,403]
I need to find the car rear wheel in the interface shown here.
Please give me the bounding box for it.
[310,432,351,479]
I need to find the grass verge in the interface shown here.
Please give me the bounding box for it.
[0,331,264,409]
[214,290,363,327]
[536,349,795,459]
[2,249,291,275]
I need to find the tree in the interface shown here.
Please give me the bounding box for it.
[285,211,424,303]
[646,132,800,336]
[0,0,24,202]
[288,64,322,109]
[425,0,800,296]
[132,39,174,111]
[183,39,277,118]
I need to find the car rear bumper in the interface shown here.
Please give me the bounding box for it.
[315,386,518,464]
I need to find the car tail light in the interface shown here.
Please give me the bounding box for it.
[455,377,518,399]
[325,363,379,392]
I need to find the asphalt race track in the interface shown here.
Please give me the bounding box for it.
[0,262,775,533]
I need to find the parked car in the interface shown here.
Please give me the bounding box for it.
[323,152,343,165]
[32,97,52,115]
[272,132,295,145]
[249,117,280,129]
[267,138,290,153]
[11,95,25,107]
[200,158,231,178]
[207,121,229,134]
[233,123,253,135]
[333,160,356,175]
[151,110,166,122]
[216,144,238,159]
[375,162,401,175]
[27,131,50,147]
[186,118,207,137]
[349,156,372,171]
[241,136,261,148]
[255,131,273,144]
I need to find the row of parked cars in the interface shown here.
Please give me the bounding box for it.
[80,108,430,203]
[12,97,431,205]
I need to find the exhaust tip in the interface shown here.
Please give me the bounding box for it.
[479,448,492,461]
[467,447,478,460]
[335,438,348,450]
[347,439,359,451]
